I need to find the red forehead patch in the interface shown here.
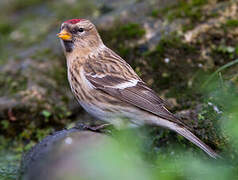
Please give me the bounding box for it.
[64,19,84,24]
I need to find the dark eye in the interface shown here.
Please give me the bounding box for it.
[71,27,84,34]
[78,28,84,32]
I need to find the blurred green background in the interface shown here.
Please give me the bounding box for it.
[0,0,238,179]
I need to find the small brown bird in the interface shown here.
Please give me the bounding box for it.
[57,19,218,158]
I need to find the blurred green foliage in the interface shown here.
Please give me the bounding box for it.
[225,19,238,28]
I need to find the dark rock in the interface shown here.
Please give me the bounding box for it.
[19,127,113,180]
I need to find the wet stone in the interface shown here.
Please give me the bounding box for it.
[19,127,113,180]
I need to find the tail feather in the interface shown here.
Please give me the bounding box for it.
[153,119,219,159]
[173,125,219,159]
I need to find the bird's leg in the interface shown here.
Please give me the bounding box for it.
[88,123,112,131]
[75,123,112,132]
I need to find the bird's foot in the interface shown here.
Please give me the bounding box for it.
[75,123,113,133]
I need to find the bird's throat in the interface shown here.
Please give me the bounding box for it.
[63,40,74,53]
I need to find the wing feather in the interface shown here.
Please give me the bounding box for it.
[86,74,186,126]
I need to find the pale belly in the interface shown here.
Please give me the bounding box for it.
[78,100,145,128]
[68,67,147,127]
[79,101,110,121]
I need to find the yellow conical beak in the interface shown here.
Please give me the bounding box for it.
[57,29,72,40]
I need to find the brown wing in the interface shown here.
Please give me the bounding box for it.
[86,74,186,126]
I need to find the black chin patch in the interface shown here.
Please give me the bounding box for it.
[63,40,74,53]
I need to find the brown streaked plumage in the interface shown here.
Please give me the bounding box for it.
[57,19,219,158]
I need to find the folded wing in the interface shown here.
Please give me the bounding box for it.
[86,74,186,126]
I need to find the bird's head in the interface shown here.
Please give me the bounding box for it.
[57,19,103,56]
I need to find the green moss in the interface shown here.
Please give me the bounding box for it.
[191,0,207,6]
[195,90,230,152]
[12,18,53,46]
[160,0,208,22]
[155,34,195,56]
[100,22,145,63]
[115,23,145,39]
[31,48,55,60]
[0,22,13,35]
[151,9,160,18]
[0,72,28,96]
[118,45,131,58]
[212,45,237,59]
[0,151,19,180]
[140,32,205,110]
[47,61,68,88]
[35,128,53,141]
[0,137,25,180]
[100,23,145,47]
[0,33,11,65]
[235,45,238,55]
[42,110,52,119]
[1,120,9,129]
[225,19,238,28]
[182,24,195,32]
[99,4,113,14]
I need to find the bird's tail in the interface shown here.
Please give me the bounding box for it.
[153,119,220,159]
